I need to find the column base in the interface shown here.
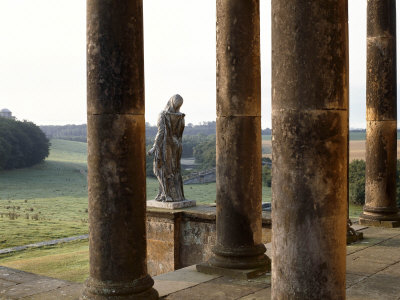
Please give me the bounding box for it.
[359,211,400,228]
[359,217,400,228]
[80,275,159,300]
[196,244,271,279]
[196,261,269,279]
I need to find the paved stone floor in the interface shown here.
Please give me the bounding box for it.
[1,226,399,299]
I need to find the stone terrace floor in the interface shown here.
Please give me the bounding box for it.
[1,226,400,299]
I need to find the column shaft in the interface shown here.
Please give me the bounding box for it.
[360,0,400,225]
[211,0,269,270]
[271,1,348,298]
[82,1,158,299]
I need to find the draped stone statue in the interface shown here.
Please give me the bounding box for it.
[148,94,185,202]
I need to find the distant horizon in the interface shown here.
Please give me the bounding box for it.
[0,110,394,130]
[34,120,384,131]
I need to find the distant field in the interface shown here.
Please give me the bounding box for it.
[262,134,400,161]
[262,132,400,141]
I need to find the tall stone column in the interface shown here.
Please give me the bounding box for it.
[359,0,400,227]
[271,1,348,299]
[197,0,269,277]
[82,1,158,299]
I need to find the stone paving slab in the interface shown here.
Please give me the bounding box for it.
[346,229,400,255]
[0,267,43,284]
[27,283,83,300]
[1,278,69,299]
[379,262,400,276]
[239,287,271,300]
[346,273,367,288]
[153,265,220,297]
[0,226,399,299]
[347,273,400,300]
[163,276,270,300]
[0,278,17,289]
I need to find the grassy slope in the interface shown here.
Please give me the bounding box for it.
[0,140,237,250]
[0,140,90,282]
[0,240,89,283]
[0,140,89,249]
[0,138,360,283]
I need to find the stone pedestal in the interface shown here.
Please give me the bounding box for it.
[197,0,269,278]
[82,1,158,299]
[147,200,196,210]
[360,0,400,227]
[271,1,348,298]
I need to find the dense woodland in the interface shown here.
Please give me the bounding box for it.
[0,118,49,170]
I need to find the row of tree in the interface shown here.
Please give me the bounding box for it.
[40,122,274,142]
[0,118,50,170]
[40,124,87,142]
[349,159,400,207]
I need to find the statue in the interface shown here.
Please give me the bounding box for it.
[148,94,185,202]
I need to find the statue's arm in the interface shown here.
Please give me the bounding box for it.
[148,113,165,156]
[179,115,185,138]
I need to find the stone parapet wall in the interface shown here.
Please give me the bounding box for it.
[146,205,271,276]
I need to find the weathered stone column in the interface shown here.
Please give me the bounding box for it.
[82,1,158,299]
[359,0,400,227]
[271,1,348,298]
[197,0,269,277]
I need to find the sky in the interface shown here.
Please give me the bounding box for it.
[0,0,397,128]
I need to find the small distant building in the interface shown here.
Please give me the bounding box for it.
[0,108,15,120]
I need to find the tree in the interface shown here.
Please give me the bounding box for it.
[0,118,49,170]
[262,157,272,187]
[193,135,216,169]
[349,160,366,205]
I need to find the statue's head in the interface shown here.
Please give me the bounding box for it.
[165,94,183,112]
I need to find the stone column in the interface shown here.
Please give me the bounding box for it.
[359,0,400,227]
[197,0,269,277]
[271,1,348,299]
[82,1,158,299]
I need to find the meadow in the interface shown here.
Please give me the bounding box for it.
[0,137,362,282]
[0,140,89,249]
[0,140,232,250]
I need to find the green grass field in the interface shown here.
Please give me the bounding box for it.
[0,239,89,283]
[0,140,238,250]
[0,140,89,249]
[0,138,361,283]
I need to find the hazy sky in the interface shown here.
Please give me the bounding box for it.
[0,0,398,128]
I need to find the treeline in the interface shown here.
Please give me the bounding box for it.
[40,122,218,142]
[40,124,87,142]
[349,159,400,207]
[0,118,49,170]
